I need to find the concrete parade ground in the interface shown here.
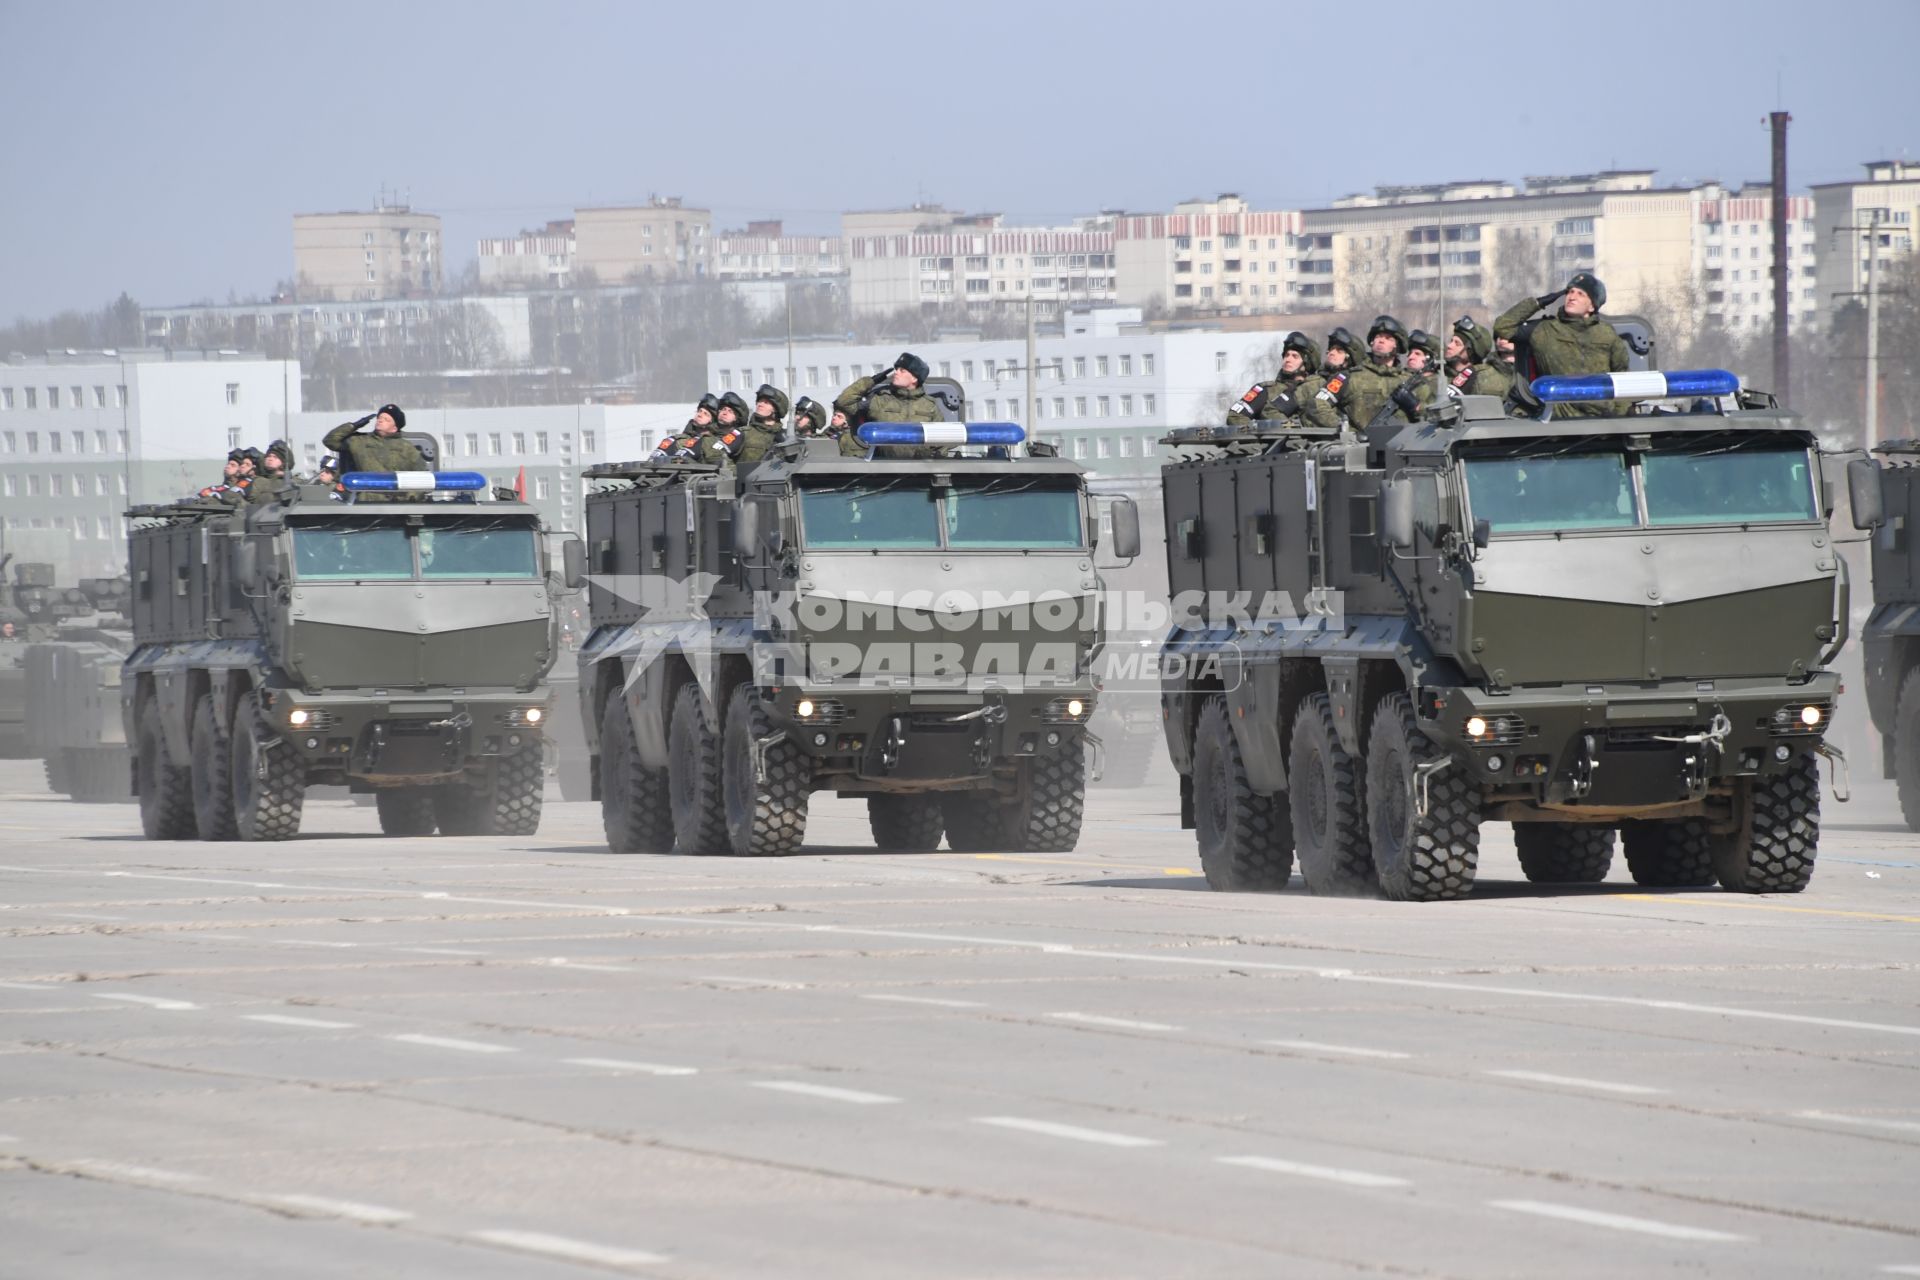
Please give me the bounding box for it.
[1,758,1917,1278]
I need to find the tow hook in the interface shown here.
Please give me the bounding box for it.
[881,716,905,772]
[1568,732,1598,800]
[1414,756,1452,817]
[1814,740,1851,803]
[752,729,788,785]
[1084,729,1106,783]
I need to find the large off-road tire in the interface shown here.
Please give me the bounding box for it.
[667,682,728,855]
[721,685,809,857]
[229,694,304,841]
[1620,819,1716,887]
[1192,693,1293,891]
[136,700,196,841]
[1002,738,1086,853]
[1289,693,1375,896]
[600,694,673,854]
[1514,822,1614,884]
[1714,754,1820,894]
[190,693,238,841]
[941,792,1006,852]
[1365,693,1479,901]
[488,748,545,836]
[434,786,487,836]
[1895,668,1920,832]
[376,787,439,836]
[867,795,945,852]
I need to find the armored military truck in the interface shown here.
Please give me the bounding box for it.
[15,572,136,802]
[124,452,570,841]
[1850,442,1920,827]
[577,413,1133,857]
[1159,366,1845,900]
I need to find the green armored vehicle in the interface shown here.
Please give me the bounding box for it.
[1159,362,1845,900]
[123,450,569,841]
[13,570,136,802]
[577,405,1134,857]
[1850,442,1920,827]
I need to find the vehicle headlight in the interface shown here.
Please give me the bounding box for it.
[1465,716,1488,738]
[1799,705,1821,727]
[524,706,544,724]
[288,708,310,727]
[796,698,816,719]
[1066,699,1085,718]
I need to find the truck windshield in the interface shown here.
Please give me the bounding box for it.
[946,481,1084,548]
[800,482,942,549]
[291,526,413,579]
[419,525,540,577]
[1642,444,1816,526]
[1463,453,1637,532]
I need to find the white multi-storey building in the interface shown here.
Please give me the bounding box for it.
[845,214,1116,319]
[478,220,577,289]
[0,351,301,577]
[1688,183,1819,334]
[1114,194,1304,315]
[1812,160,1920,323]
[293,205,443,302]
[706,308,1295,477]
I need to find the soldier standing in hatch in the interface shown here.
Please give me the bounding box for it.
[323,404,426,471]
[1226,332,1342,431]
[1494,271,1629,418]
[199,449,247,500]
[792,396,828,439]
[1380,330,1444,426]
[835,353,939,458]
[730,384,790,466]
[1339,315,1409,433]
[246,440,297,506]
[826,405,865,458]
[699,391,754,465]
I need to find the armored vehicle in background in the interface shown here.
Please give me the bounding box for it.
[1159,364,1845,900]
[12,571,136,801]
[577,412,1132,857]
[1851,441,1920,828]
[123,451,567,841]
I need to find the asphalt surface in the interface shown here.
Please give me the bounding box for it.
[2,757,1917,1279]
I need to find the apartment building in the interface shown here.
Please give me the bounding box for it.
[1812,160,1920,320]
[1113,194,1304,315]
[478,220,578,289]
[573,198,711,282]
[1690,183,1819,334]
[845,213,1116,319]
[292,205,443,302]
[0,351,300,578]
[711,222,845,282]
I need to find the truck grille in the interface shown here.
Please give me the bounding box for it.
[1767,702,1831,737]
[1477,714,1529,747]
[796,698,848,724]
[1042,696,1092,724]
[299,709,338,731]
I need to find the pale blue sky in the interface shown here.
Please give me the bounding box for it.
[2,0,1914,318]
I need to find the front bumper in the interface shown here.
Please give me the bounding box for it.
[763,684,1092,781]
[263,689,549,780]
[1425,675,1838,810]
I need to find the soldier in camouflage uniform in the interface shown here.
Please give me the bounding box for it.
[323,404,426,472]
[1225,332,1343,431]
[1380,330,1444,426]
[1339,315,1409,433]
[792,396,828,438]
[1494,271,1629,418]
[835,352,940,458]
[1445,315,1513,401]
[246,440,297,506]
[699,392,754,464]
[828,406,865,458]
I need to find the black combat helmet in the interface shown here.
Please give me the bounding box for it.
[1367,315,1408,354]
[893,352,931,386]
[1325,327,1363,364]
[696,392,722,416]
[753,384,791,422]
[792,396,826,433]
[1407,329,1442,364]
[717,390,751,423]
[1453,315,1493,363]
[1281,331,1322,375]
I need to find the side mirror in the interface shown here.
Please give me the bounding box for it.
[1849,457,1885,530]
[1472,518,1491,550]
[757,497,784,555]
[562,538,586,590]
[1109,497,1141,560]
[1381,479,1416,551]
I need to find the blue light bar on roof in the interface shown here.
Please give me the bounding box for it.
[1530,369,1741,402]
[856,422,1027,447]
[338,470,488,492]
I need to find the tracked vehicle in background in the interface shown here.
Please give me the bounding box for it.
[9,569,136,801]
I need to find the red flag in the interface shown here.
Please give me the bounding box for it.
[513,465,526,501]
